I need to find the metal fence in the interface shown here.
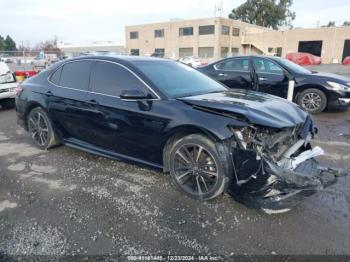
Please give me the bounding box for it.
[0,50,63,72]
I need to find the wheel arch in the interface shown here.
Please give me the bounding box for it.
[161,125,222,173]
[294,84,328,102]
[23,101,47,130]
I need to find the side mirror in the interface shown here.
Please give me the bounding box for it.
[120,89,149,100]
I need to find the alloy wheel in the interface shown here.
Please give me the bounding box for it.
[28,112,49,146]
[301,92,322,111]
[173,144,219,196]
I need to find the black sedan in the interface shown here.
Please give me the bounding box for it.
[198,55,350,113]
[15,55,345,213]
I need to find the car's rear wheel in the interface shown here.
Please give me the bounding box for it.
[168,134,229,200]
[0,98,15,109]
[27,107,59,150]
[297,88,327,114]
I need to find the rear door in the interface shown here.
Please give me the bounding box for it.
[47,60,93,141]
[211,57,253,90]
[252,57,288,98]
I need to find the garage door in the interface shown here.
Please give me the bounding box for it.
[298,41,323,57]
[342,40,350,62]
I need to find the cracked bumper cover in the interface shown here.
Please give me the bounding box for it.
[227,149,349,214]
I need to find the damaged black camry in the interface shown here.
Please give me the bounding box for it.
[16,56,347,214]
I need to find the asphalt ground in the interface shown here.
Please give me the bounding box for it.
[0,104,349,259]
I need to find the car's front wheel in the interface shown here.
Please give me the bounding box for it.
[297,88,327,114]
[27,107,59,150]
[168,134,230,200]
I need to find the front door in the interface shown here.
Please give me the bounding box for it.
[212,57,253,90]
[252,57,289,98]
[85,60,168,164]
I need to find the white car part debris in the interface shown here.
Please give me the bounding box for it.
[261,208,291,215]
[291,146,324,170]
[278,146,324,170]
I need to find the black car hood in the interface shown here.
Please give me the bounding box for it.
[307,72,350,84]
[179,90,308,128]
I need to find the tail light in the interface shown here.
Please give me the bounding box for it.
[15,84,23,96]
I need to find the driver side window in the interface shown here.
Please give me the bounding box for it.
[253,58,284,75]
[91,61,146,97]
[215,58,250,72]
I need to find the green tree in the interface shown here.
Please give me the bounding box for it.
[0,35,4,51]
[322,21,336,27]
[4,35,16,51]
[343,21,350,26]
[228,0,296,29]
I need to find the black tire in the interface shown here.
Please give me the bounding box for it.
[168,134,230,200]
[0,98,15,109]
[27,107,59,150]
[297,88,327,114]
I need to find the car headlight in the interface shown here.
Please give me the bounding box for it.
[327,81,350,92]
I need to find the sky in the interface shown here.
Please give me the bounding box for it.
[0,0,349,46]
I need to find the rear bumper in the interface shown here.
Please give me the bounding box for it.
[15,97,27,130]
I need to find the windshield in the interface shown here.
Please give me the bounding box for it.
[274,57,311,74]
[134,61,226,98]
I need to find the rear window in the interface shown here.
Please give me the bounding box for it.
[50,67,62,85]
[59,60,92,90]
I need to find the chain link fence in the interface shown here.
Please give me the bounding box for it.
[0,50,63,73]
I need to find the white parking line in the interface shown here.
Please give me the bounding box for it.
[313,140,350,147]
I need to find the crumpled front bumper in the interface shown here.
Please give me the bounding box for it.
[227,148,349,214]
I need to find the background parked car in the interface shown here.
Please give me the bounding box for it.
[0,54,14,64]
[179,56,204,68]
[0,61,17,109]
[198,55,350,113]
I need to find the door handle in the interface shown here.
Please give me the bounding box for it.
[218,73,227,77]
[46,91,53,96]
[259,77,268,81]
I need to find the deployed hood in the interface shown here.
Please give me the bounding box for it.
[179,89,309,128]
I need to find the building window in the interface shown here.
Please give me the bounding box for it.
[179,48,193,57]
[198,47,214,58]
[221,47,229,58]
[198,25,215,35]
[130,49,139,56]
[276,47,283,57]
[232,28,240,36]
[154,48,165,57]
[221,25,230,35]
[231,47,239,55]
[268,47,274,53]
[179,27,193,36]
[130,31,139,39]
[155,29,164,38]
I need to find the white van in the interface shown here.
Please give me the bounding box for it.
[0,62,17,109]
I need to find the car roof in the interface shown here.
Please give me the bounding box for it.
[55,55,170,71]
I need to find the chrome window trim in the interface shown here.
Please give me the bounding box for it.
[47,58,161,100]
